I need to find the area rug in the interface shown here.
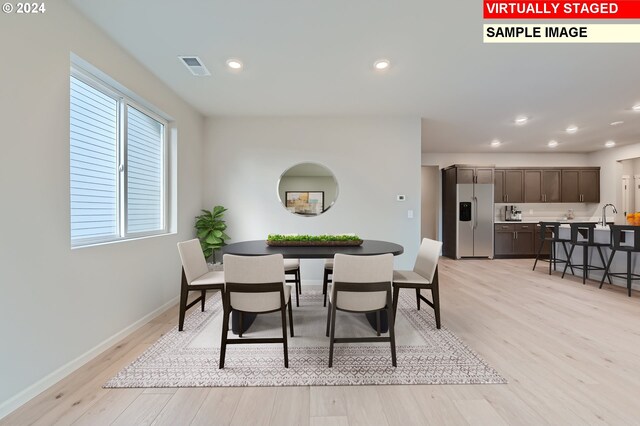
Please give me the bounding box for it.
[105,290,506,387]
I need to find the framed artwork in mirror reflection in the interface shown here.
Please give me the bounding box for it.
[286,191,324,216]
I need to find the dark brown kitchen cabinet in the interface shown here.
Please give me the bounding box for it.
[524,169,562,203]
[561,168,600,203]
[494,223,539,257]
[495,169,523,203]
[457,167,494,184]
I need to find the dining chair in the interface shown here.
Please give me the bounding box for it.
[325,253,396,367]
[176,239,225,331]
[220,254,294,368]
[322,234,355,307]
[284,258,301,306]
[392,238,443,329]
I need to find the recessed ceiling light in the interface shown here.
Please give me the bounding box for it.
[226,58,243,70]
[605,140,616,148]
[610,121,624,126]
[373,59,390,70]
[548,140,558,148]
[490,139,501,148]
[514,116,528,125]
[566,125,578,134]
[633,103,640,112]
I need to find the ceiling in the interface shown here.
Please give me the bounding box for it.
[69,0,640,153]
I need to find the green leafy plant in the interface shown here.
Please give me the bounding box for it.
[267,234,361,242]
[195,206,230,262]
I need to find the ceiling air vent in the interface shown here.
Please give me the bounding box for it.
[178,56,211,76]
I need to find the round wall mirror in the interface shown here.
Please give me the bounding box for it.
[277,162,338,216]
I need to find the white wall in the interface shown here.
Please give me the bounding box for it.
[0,2,204,415]
[204,117,422,281]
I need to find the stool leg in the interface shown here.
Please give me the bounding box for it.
[549,241,553,275]
[627,251,632,297]
[596,246,612,285]
[553,242,558,271]
[562,242,575,275]
[562,244,575,278]
[583,246,589,284]
[600,249,615,289]
[533,238,545,271]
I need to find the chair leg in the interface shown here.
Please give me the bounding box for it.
[553,241,557,271]
[295,280,300,308]
[219,307,230,369]
[239,312,243,338]
[201,290,206,311]
[533,238,545,271]
[549,241,553,275]
[288,300,294,337]
[178,277,189,332]
[281,305,289,368]
[562,244,575,278]
[376,311,381,336]
[432,282,441,330]
[328,299,338,368]
[415,288,421,310]
[392,286,400,319]
[562,242,575,275]
[322,269,329,307]
[326,301,331,337]
[600,250,615,289]
[387,291,397,367]
[297,268,301,294]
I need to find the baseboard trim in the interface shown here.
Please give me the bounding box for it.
[0,295,179,421]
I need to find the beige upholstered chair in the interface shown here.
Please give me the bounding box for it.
[325,253,396,367]
[392,238,443,328]
[176,239,225,331]
[220,254,294,368]
[284,258,301,306]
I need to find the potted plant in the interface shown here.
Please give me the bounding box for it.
[195,205,230,263]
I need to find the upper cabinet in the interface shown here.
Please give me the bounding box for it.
[456,166,494,184]
[494,169,524,203]
[496,167,599,204]
[524,169,561,203]
[561,168,600,203]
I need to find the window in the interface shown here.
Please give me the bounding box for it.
[70,68,168,247]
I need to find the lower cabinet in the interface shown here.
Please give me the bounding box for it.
[494,223,547,258]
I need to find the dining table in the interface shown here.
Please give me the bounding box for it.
[221,239,404,334]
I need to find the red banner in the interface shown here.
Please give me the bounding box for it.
[484,1,640,19]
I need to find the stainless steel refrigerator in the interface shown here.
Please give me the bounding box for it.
[456,183,494,258]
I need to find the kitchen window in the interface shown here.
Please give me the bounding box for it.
[70,66,169,247]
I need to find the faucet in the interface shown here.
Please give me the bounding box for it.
[601,204,617,227]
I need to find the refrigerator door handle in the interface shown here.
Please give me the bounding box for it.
[473,196,478,230]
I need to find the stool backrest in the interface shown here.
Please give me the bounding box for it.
[538,222,560,240]
[569,222,597,245]
[609,225,640,251]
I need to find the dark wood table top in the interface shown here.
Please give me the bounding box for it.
[221,239,404,259]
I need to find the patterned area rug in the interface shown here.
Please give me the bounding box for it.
[105,290,506,387]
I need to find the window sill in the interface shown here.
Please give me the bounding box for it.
[71,231,177,250]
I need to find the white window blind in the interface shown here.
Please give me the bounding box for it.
[70,68,168,247]
[126,107,164,233]
[70,77,118,241]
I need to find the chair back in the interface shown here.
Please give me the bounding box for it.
[538,222,560,241]
[569,222,597,245]
[332,253,393,312]
[177,239,209,285]
[413,238,443,282]
[610,225,640,251]
[223,254,286,312]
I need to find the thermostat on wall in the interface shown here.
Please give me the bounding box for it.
[397,195,406,201]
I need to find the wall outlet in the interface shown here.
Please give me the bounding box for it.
[397,195,406,201]
[407,209,414,219]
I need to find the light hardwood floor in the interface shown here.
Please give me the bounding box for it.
[3,258,640,425]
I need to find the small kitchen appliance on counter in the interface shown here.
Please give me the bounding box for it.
[505,205,522,221]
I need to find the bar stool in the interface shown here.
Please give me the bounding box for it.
[561,223,611,285]
[532,222,574,275]
[600,225,640,297]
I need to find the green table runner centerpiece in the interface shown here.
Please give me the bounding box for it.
[267,234,363,246]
